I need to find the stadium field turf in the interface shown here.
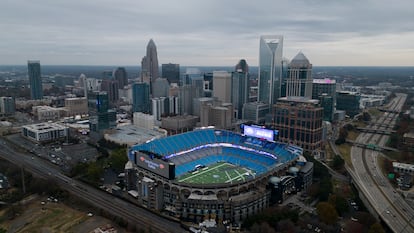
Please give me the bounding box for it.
[177,162,255,184]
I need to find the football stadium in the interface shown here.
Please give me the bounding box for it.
[125,126,309,224]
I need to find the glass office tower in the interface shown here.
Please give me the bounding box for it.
[258,35,283,106]
[27,60,43,100]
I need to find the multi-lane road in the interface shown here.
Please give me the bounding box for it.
[350,93,414,233]
[0,138,186,233]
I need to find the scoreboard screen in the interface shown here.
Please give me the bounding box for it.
[242,124,277,141]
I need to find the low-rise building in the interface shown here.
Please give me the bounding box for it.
[22,122,68,143]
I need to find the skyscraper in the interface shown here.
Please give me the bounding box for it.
[232,59,250,119]
[113,67,128,88]
[88,91,116,132]
[27,60,43,100]
[141,39,159,94]
[270,97,323,152]
[258,35,283,106]
[285,52,313,98]
[213,71,232,103]
[162,63,180,84]
[132,83,151,113]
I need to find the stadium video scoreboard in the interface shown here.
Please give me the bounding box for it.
[240,124,279,141]
[129,149,176,180]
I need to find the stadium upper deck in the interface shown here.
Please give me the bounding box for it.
[129,129,302,179]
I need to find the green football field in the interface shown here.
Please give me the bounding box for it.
[177,162,255,184]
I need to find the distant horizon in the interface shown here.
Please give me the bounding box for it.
[1,64,414,68]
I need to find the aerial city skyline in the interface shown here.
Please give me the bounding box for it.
[1,1,414,66]
[1,1,414,233]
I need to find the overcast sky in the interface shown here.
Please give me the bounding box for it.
[1,0,414,66]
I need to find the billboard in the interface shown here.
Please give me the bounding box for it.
[132,151,175,180]
[242,124,277,141]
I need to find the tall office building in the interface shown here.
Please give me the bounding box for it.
[162,63,180,84]
[27,60,43,100]
[258,35,283,106]
[270,97,323,152]
[141,39,159,94]
[235,59,249,73]
[88,91,116,132]
[132,83,151,113]
[232,59,250,119]
[213,71,232,103]
[101,79,119,107]
[152,78,170,98]
[113,67,128,89]
[285,52,313,98]
[336,91,361,117]
[0,97,15,116]
[313,78,336,122]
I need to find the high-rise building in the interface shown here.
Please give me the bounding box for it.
[132,83,151,113]
[285,52,313,98]
[152,78,170,98]
[232,59,250,119]
[213,71,232,103]
[270,97,323,152]
[235,59,249,73]
[0,97,15,116]
[141,39,159,94]
[88,91,116,132]
[313,78,336,122]
[319,94,334,122]
[101,79,119,107]
[242,102,269,125]
[162,63,180,84]
[336,91,361,117]
[27,60,43,100]
[258,35,283,106]
[151,96,180,121]
[113,67,128,89]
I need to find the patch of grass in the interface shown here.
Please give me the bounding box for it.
[337,144,352,168]
[347,130,359,141]
[383,151,401,161]
[367,108,381,117]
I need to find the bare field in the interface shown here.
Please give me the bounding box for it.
[0,196,123,233]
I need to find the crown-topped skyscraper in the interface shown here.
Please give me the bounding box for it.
[141,39,159,95]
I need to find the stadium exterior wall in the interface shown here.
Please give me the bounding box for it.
[125,157,297,224]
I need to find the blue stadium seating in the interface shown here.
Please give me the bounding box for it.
[131,129,300,177]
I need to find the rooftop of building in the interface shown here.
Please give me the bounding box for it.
[290,52,310,65]
[393,162,414,171]
[277,96,320,105]
[313,78,336,84]
[23,122,68,132]
[104,124,165,147]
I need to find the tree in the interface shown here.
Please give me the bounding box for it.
[109,148,128,172]
[87,163,103,182]
[332,155,345,170]
[316,202,338,225]
[368,222,385,233]
[328,194,348,216]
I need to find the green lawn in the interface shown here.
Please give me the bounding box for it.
[177,162,254,184]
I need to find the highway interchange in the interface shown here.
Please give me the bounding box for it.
[0,137,186,233]
[350,93,414,233]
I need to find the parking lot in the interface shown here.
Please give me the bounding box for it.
[6,133,100,171]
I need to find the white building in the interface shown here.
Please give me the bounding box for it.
[133,112,155,130]
[32,105,64,121]
[213,71,232,103]
[22,122,68,142]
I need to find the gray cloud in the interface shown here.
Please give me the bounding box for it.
[1,0,413,66]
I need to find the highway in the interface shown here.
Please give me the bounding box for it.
[0,137,186,233]
[350,93,414,232]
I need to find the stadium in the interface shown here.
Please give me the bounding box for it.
[125,126,306,224]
